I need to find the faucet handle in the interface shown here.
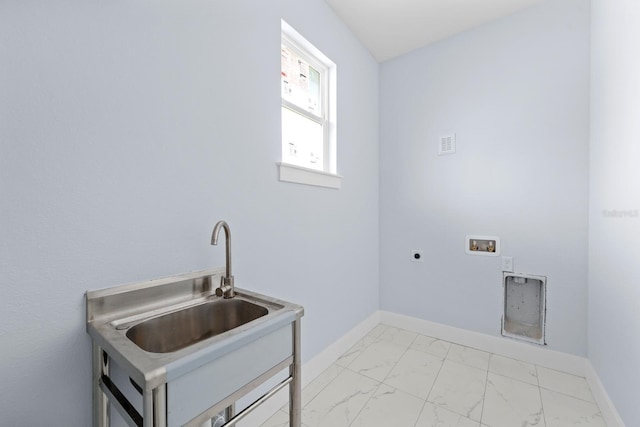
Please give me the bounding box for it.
[215,276,235,298]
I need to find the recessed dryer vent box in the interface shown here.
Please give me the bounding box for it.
[502,272,546,345]
[465,235,500,256]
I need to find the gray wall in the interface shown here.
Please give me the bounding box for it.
[0,0,379,424]
[379,0,591,356]
[589,0,640,424]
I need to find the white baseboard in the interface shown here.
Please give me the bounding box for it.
[585,361,626,427]
[237,311,381,426]
[380,310,587,377]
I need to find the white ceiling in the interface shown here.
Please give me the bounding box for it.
[325,0,548,62]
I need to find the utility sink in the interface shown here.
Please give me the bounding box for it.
[86,268,304,427]
[126,298,269,353]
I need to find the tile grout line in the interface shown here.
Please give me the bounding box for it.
[535,365,549,427]
[411,399,429,427]
[300,326,383,426]
[346,381,384,427]
[374,331,423,426]
[412,343,451,427]
[536,364,601,404]
[537,383,602,404]
[384,328,446,427]
[296,364,346,416]
[478,353,491,426]
[339,325,409,427]
[377,329,417,388]
[346,327,425,426]
[437,345,489,424]
[344,326,415,385]
[488,369,539,388]
[336,326,386,427]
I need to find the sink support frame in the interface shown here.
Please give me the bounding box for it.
[92,319,301,427]
[93,342,169,427]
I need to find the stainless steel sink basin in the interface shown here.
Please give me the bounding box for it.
[126,298,268,353]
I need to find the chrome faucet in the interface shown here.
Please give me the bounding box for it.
[211,220,235,298]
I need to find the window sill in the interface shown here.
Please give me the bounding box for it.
[277,163,342,189]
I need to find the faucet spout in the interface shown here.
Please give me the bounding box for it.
[211,220,235,298]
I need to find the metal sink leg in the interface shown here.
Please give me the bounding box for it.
[93,344,110,427]
[290,318,302,426]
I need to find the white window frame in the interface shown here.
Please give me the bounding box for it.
[279,20,341,189]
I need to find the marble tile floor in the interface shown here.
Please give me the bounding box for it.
[260,324,606,427]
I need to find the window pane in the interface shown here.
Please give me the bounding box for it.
[308,66,320,114]
[281,45,321,117]
[282,107,323,171]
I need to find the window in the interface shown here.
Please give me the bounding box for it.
[279,21,340,189]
